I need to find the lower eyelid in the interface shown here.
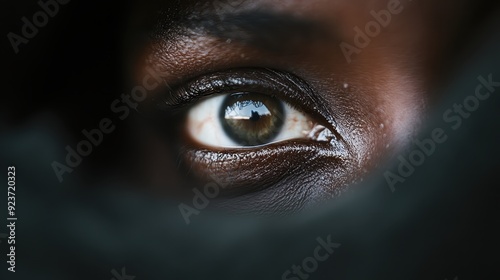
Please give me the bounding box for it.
[179,139,350,193]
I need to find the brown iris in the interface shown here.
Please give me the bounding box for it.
[220,92,285,146]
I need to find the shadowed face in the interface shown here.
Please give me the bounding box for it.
[125,0,464,214]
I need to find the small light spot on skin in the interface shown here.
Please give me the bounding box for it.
[380,123,384,129]
[386,144,390,149]
[226,39,232,43]
[343,83,349,89]
[240,53,246,58]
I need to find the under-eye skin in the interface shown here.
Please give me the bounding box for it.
[161,68,350,196]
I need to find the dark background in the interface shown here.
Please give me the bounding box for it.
[1,1,500,279]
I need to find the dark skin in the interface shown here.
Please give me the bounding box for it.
[124,0,471,214]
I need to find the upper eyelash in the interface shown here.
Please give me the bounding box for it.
[159,68,340,138]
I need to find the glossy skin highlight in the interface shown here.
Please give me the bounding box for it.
[127,0,466,214]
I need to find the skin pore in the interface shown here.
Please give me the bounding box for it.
[123,0,468,214]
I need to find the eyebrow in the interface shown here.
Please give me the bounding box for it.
[155,8,334,53]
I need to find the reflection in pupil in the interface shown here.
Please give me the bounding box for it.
[220,93,285,146]
[249,111,260,121]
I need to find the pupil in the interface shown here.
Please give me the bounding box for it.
[220,93,285,146]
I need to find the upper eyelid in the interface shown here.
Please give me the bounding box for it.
[162,68,338,129]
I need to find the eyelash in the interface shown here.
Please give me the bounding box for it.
[161,68,340,138]
[152,67,350,196]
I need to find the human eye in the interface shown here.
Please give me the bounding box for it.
[184,69,336,148]
[156,68,351,204]
[133,5,424,213]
